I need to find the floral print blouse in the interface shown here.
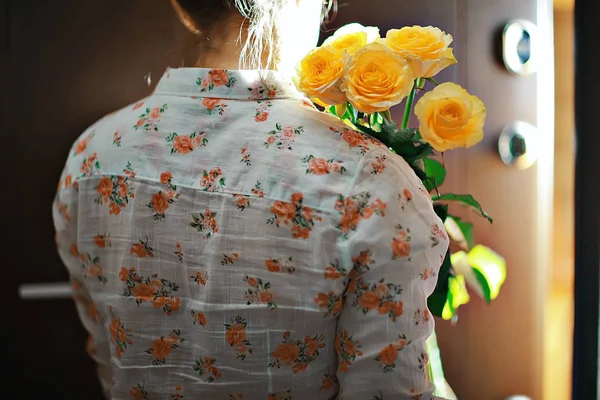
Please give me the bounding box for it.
[52,68,449,400]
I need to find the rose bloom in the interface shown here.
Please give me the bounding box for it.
[97,177,113,202]
[281,126,295,139]
[272,343,300,364]
[415,82,486,151]
[172,134,194,154]
[209,69,229,87]
[255,112,269,122]
[294,45,349,105]
[160,171,172,184]
[342,42,414,113]
[152,191,170,214]
[323,23,380,55]
[392,236,412,258]
[383,25,457,78]
[149,107,161,120]
[378,344,399,366]
[265,259,281,272]
[226,323,246,346]
[308,157,330,175]
[202,98,221,111]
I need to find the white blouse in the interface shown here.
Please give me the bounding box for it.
[52,68,448,400]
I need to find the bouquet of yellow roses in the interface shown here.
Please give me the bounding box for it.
[295,23,506,322]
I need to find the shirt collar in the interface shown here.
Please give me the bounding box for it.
[154,67,302,100]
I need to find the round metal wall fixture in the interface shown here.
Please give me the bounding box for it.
[502,20,538,75]
[498,121,539,170]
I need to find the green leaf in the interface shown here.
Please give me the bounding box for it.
[432,193,493,223]
[472,268,492,303]
[424,159,446,187]
[433,204,448,222]
[453,217,474,249]
[425,77,439,86]
[427,250,452,318]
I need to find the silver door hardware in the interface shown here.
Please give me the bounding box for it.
[18,282,72,300]
[498,121,539,170]
[502,20,538,75]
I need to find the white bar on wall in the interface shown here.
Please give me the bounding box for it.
[18,282,72,300]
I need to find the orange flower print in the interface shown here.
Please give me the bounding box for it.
[166,131,208,154]
[171,385,184,400]
[248,81,277,100]
[174,243,184,263]
[58,201,70,224]
[267,192,319,240]
[255,111,269,122]
[79,152,100,177]
[268,331,325,374]
[418,352,429,372]
[392,225,412,259]
[200,97,227,115]
[197,69,236,91]
[251,181,265,197]
[160,171,173,184]
[189,209,219,239]
[190,270,209,286]
[148,172,180,220]
[240,146,252,166]
[420,267,436,280]
[267,390,292,400]
[233,194,250,211]
[130,237,155,257]
[320,374,339,391]
[302,155,346,175]
[410,389,424,400]
[94,233,111,248]
[374,334,412,373]
[371,155,387,174]
[398,188,414,210]
[129,381,150,400]
[221,252,240,266]
[430,223,448,247]
[253,99,273,122]
[64,174,73,188]
[265,257,295,273]
[148,191,172,219]
[414,309,431,326]
[123,162,136,178]
[146,329,184,365]
[314,291,343,318]
[224,316,253,360]
[335,192,386,239]
[132,101,144,111]
[353,278,404,322]
[94,173,133,215]
[191,309,207,327]
[109,311,132,359]
[73,131,94,156]
[113,130,122,147]
[329,127,373,154]
[200,167,226,192]
[121,267,180,314]
[265,123,304,151]
[323,260,347,280]
[335,329,363,373]
[133,104,167,131]
[78,253,107,283]
[193,356,222,382]
[244,276,277,309]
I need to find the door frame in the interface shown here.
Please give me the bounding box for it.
[572,1,600,398]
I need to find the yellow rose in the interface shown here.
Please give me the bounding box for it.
[384,26,457,78]
[341,42,414,114]
[323,23,380,55]
[293,45,348,105]
[414,82,486,151]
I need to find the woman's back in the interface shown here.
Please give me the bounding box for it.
[53,68,448,399]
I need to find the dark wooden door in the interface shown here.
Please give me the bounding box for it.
[4,1,189,398]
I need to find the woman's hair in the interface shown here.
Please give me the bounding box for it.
[173,0,337,70]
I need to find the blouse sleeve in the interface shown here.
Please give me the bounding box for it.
[52,184,112,395]
[335,146,449,399]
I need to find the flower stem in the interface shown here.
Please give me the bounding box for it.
[402,78,424,129]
